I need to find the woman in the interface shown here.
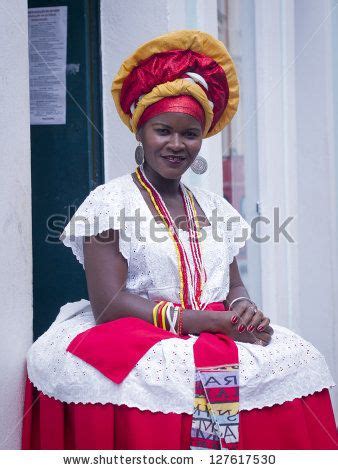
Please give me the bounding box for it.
[22,30,336,450]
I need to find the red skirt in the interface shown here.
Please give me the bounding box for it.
[22,379,337,450]
[22,301,338,450]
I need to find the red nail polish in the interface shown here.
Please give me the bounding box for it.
[238,324,245,333]
[248,325,254,332]
[257,325,264,331]
[231,315,238,324]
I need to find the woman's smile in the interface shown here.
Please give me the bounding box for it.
[161,154,187,165]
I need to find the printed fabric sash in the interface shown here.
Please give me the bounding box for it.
[191,364,239,450]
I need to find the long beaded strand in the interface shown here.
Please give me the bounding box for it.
[141,167,206,310]
[180,186,204,308]
[136,167,190,308]
[137,167,196,306]
[140,168,203,309]
[182,186,207,309]
[135,166,207,310]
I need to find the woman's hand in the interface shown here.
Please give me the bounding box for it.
[207,304,273,346]
[230,299,272,335]
[229,320,273,346]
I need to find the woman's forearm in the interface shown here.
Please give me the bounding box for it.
[226,258,252,307]
[93,290,220,335]
[225,284,251,308]
[93,290,155,325]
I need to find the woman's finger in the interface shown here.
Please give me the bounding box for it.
[231,301,249,317]
[254,331,272,345]
[247,310,264,332]
[230,300,254,324]
[264,325,274,335]
[255,339,271,347]
[237,305,257,332]
[257,316,270,332]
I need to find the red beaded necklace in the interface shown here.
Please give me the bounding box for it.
[136,165,207,310]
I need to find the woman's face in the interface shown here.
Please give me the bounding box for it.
[137,112,203,179]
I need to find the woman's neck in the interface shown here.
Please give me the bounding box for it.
[142,163,181,197]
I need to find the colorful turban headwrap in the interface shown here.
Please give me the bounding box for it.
[111,30,239,138]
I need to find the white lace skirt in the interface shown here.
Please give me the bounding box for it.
[27,299,335,414]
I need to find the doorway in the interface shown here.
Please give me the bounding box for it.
[29,0,104,339]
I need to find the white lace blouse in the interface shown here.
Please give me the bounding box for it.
[60,173,251,305]
[26,173,335,412]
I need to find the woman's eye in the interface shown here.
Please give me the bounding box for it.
[155,128,198,138]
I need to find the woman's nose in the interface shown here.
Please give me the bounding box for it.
[167,133,185,151]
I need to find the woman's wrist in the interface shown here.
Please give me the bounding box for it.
[228,296,256,310]
[180,309,199,335]
[182,309,227,335]
[225,285,251,309]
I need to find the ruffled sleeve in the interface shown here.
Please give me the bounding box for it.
[214,192,251,264]
[194,186,252,265]
[59,176,130,268]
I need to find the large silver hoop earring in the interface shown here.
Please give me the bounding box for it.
[135,141,144,166]
[191,155,208,174]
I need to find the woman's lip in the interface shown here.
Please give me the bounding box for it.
[161,155,186,165]
[161,155,186,160]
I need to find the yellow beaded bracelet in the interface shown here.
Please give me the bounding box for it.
[161,302,170,330]
[152,301,165,328]
[152,302,161,327]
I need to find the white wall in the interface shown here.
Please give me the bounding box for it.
[0,0,33,449]
[254,0,300,326]
[294,0,338,415]
[254,0,337,417]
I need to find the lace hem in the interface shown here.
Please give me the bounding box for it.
[27,380,194,414]
[239,384,335,411]
[28,373,334,413]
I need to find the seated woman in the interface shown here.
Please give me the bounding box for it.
[22,30,336,450]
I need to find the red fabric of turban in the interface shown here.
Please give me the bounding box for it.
[120,49,229,133]
[137,95,205,130]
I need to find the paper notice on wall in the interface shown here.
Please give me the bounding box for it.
[28,6,67,125]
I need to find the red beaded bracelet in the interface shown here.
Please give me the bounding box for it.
[177,308,184,336]
[157,302,168,330]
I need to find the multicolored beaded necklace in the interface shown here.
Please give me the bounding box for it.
[135,165,207,310]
